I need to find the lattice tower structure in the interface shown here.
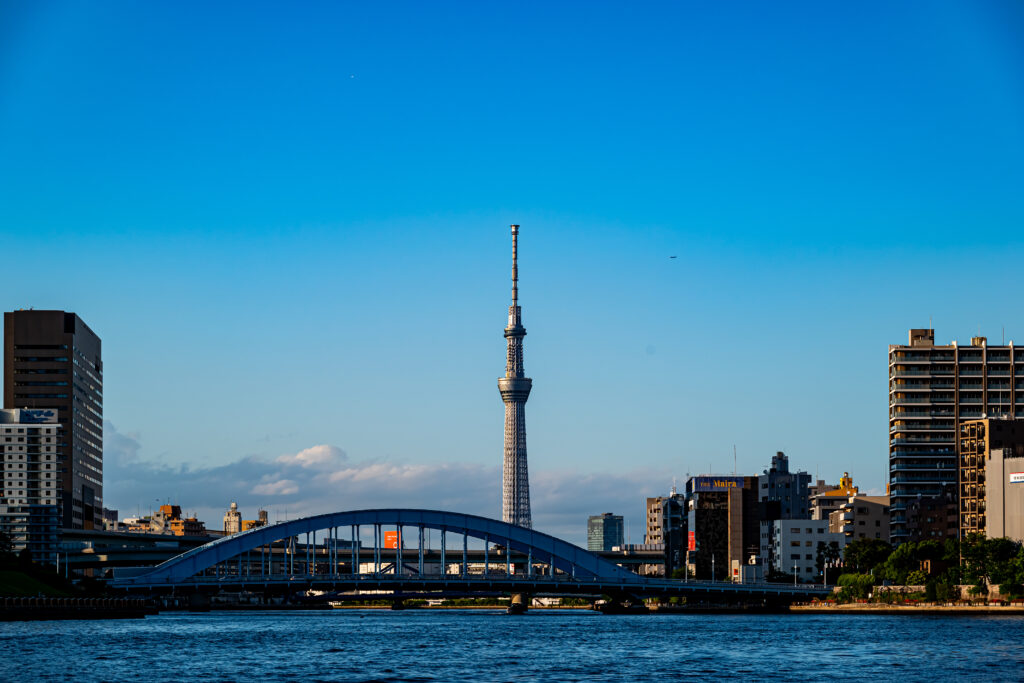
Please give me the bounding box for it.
[498,224,533,528]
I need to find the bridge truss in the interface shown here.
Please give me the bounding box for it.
[111,509,830,602]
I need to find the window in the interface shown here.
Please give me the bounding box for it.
[791,541,800,547]
[790,554,800,560]
[805,541,812,547]
[791,528,800,533]
[805,554,812,560]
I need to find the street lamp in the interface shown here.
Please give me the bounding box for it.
[793,564,797,587]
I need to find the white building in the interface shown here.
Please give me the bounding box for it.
[769,519,846,581]
[223,502,242,534]
[0,409,61,560]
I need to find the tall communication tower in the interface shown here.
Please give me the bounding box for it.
[498,224,533,528]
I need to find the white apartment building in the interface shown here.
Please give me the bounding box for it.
[769,519,847,581]
[0,409,60,560]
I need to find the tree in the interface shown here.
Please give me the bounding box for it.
[843,538,891,575]
[816,541,842,576]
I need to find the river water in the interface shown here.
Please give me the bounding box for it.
[5,609,1024,681]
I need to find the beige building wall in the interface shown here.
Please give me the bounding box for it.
[985,448,1024,542]
[828,495,890,542]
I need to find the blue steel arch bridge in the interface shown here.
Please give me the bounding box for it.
[112,509,830,604]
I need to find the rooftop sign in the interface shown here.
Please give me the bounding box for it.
[688,476,745,493]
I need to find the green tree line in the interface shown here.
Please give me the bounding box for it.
[835,534,1024,602]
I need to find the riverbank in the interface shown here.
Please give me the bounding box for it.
[791,603,1024,614]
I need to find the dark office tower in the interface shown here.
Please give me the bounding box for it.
[4,311,102,529]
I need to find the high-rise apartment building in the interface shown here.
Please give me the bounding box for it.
[0,408,60,560]
[4,310,103,529]
[889,328,1024,544]
[587,513,624,552]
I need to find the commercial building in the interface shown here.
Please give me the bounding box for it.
[757,452,811,573]
[0,408,60,560]
[4,310,103,529]
[828,494,890,542]
[889,328,1024,544]
[685,475,759,581]
[958,418,1024,540]
[768,519,846,580]
[587,513,624,552]
[810,473,859,522]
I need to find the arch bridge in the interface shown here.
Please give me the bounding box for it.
[111,509,830,603]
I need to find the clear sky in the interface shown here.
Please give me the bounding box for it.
[2,1,1023,544]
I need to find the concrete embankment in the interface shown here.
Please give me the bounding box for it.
[1,597,159,621]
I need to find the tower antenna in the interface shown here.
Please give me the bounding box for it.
[498,224,533,528]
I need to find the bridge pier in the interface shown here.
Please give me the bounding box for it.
[507,592,528,615]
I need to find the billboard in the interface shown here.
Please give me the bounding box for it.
[384,531,401,549]
[1010,473,1024,484]
[688,476,745,493]
[687,531,696,552]
[18,409,57,424]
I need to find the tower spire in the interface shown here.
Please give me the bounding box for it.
[499,224,532,528]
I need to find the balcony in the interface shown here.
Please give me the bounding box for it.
[890,464,956,473]
[890,476,954,484]
[890,438,954,445]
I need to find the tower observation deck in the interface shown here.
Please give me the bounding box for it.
[498,224,533,528]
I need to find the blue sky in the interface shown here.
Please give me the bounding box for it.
[2,2,1023,543]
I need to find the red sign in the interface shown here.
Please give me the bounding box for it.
[687,531,696,552]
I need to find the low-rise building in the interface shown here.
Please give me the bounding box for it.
[241,509,269,532]
[828,495,890,541]
[810,473,859,521]
[769,519,846,581]
[152,504,207,536]
[984,446,1024,542]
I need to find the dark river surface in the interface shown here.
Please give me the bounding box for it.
[5,609,1024,681]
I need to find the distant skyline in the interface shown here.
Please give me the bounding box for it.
[2,2,1023,544]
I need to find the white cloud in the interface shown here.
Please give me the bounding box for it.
[251,479,299,496]
[103,421,671,546]
[276,444,346,469]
